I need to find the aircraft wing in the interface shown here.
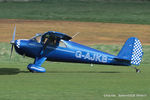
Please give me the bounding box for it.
[43,31,72,41]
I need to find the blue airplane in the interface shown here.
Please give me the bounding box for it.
[10,26,143,73]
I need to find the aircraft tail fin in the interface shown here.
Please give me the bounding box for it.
[117,37,143,66]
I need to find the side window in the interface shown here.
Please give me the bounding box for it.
[59,41,67,48]
[36,36,41,43]
[43,37,57,46]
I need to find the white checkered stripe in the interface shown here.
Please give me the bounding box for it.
[131,39,143,65]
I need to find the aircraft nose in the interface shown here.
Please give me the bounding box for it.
[14,39,21,49]
[14,39,29,49]
[14,39,29,55]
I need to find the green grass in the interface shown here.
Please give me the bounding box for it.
[0,0,150,24]
[0,42,149,100]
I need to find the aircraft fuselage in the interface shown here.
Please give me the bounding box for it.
[14,39,130,66]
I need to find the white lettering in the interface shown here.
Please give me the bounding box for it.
[84,52,91,60]
[102,56,107,63]
[90,54,96,61]
[75,51,82,58]
[96,54,101,62]
[75,51,108,63]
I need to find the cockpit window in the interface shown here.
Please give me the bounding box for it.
[35,36,41,43]
[42,35,58,46]
[31,35,42,43]
[30,33,42,43]
[59,41,67,48]
[31,32,68,48]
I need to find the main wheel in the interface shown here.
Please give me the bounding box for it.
[27,64,46,73]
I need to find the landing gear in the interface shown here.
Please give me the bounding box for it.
[27,64,46,73]
[131,66,141,73]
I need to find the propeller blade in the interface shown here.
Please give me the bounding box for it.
[10,25,16,59]
[10,45,14,58]
[12,25,16,41]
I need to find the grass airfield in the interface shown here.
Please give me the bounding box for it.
[0,62,150,100]
[0,43,149,100]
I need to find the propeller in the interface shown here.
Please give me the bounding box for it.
[10,25,16,58]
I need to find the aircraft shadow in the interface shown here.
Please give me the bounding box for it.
[0,68,29,75]
[47,71,120,74]
[0,68,120,75]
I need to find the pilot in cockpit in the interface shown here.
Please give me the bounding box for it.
[41,31,60,47]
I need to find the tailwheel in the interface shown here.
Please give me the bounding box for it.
[131,66,141,73]
[136,69,141,73]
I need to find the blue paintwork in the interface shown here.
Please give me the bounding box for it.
[13,31,143,72]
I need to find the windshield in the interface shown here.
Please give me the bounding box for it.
[31,33,42,43]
